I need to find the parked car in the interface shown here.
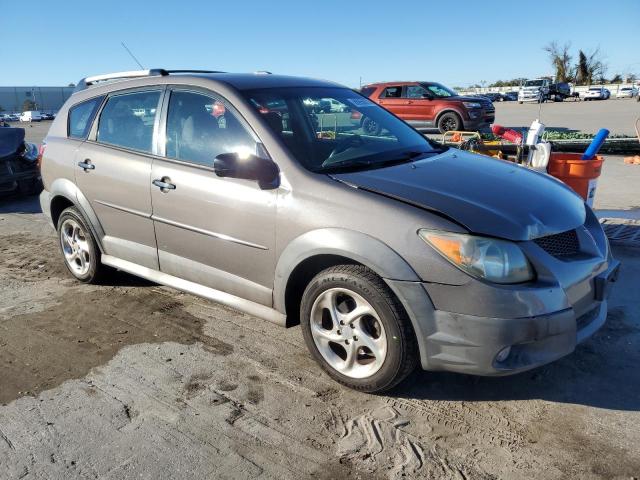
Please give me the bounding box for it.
[0,127,42,196]
[518,79,572,103]
[0,114,15,122]
[19,110,42,122]
[360,81,495,133]
[39,69,619,392]
[502,91,518,101]
[583,87,607,100]
[616,86,639,98]
[603,88,611,99]
[482,92,503,102]
[41,112,54,120]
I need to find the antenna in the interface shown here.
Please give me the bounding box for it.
[121,42,144,69]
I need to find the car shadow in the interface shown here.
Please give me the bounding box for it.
[0,194,42,214]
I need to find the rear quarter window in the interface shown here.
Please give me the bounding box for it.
[68,97,104,139]
[359,87,376,98]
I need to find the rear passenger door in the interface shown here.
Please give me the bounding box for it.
[376,85,408,116]
[75,88,163,270]
[150,88,277,306]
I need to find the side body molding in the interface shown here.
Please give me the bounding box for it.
[46,178,106,251]
[273,228,420,314]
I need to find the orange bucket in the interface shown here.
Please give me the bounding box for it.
[546,153,604,206]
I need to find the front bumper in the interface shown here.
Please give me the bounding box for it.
[462,113,494,132]
[386,258,620,376]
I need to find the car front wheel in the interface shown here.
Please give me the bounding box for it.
[300,265,417,393]
[437,112,462,133]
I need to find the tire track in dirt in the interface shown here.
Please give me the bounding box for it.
[334,405,493,479]
[387,397,526,451]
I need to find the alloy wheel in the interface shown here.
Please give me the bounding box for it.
[309,287,387,379]
[60,218,91,277]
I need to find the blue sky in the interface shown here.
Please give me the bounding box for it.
[1,0,638,88]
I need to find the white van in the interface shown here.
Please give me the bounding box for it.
[19,111,43,122]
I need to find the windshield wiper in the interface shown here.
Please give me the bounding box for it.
[321,149,442,173]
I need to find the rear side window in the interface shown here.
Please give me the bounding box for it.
[68,97,103,139]
[165,90,256,167]
[97,90,161,153]
[382,86,402,98]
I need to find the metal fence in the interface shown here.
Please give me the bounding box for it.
[0,86,75,114]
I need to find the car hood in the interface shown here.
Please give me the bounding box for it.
[331,149,586,241]
[448,95,490,103]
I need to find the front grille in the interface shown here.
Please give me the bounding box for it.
[534,230,580,257]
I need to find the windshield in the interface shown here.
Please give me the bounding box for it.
[243,87,444,173]
[525,80,544,87]
[419,82,458,98]
[589,87,601,91]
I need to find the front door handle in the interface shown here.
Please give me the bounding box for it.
[77,159,95,171]
[152,177,176,192]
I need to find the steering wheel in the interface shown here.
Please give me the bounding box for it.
[327,135,364,159]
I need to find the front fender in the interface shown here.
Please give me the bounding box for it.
[273,228,419,313]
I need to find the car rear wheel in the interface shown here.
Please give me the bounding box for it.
[300,265,417,393]
[437,112,462,133]
[361,117,382,136]
[57,206,105,283]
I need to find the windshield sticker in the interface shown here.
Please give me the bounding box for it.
[347,98,374,108]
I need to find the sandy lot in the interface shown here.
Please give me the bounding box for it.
[0,194,639,480]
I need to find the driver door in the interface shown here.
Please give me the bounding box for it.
[403,84,435,126]
[150,88,277,306]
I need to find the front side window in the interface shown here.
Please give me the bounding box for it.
[165,90,256,167]
[68,96,103,139]
[405,85,428,99]
[97,90,161,153]
[244,87,445,174]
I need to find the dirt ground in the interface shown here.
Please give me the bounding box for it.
[1,195,639,480]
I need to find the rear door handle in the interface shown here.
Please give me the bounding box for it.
[77,159,95,171]
[152,177,176,192]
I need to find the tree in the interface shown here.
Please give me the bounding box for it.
[67,83,76,87]
[576,50,589,84]
[609,73,623,84]
[22,99,36,111]
[544,42,573,82]
[575,48,607,85]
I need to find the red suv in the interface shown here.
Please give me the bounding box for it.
[360,81,495,134]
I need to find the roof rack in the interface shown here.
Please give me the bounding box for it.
[73,69,226,92]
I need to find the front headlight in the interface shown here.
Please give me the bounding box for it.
[418,230,534,284]
[462,102,482,109]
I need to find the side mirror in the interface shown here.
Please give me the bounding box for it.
[213,152,280,190]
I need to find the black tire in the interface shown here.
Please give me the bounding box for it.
[300,265,418,393]
[56,206,106,284]
[361,116,382,136]
[437,112,462,133]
